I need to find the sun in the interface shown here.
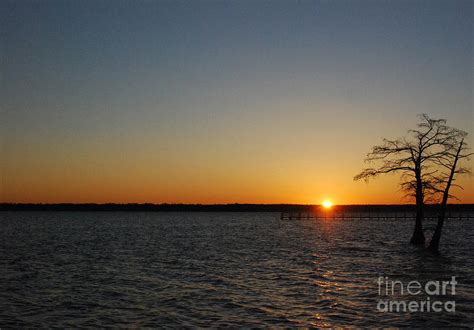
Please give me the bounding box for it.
[322,200,333,209]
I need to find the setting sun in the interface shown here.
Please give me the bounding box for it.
[322,200,333,209]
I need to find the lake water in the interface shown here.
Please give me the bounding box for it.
[1,212,473,327]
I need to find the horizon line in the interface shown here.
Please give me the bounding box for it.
[2,202,473,206]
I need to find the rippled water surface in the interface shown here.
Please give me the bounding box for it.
[1,212,473,327]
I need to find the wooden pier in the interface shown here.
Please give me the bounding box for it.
[280,212,474,221]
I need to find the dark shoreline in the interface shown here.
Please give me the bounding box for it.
[1,203,473,213]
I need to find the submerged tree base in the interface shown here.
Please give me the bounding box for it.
[427,232,441,253]
[410,223,425,245]
[427,244,440,254]
[410,234,425,245]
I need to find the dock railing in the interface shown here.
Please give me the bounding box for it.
[280,212,474,220]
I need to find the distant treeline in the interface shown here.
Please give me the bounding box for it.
[1,203,473,212]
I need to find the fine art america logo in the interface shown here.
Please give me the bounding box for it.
[377,276,457,313]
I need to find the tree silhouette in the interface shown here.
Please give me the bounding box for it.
[354,114,461,245]
[427,133,472,252]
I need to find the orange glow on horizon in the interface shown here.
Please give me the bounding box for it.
[2,141,474,204]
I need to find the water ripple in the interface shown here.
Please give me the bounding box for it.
[1,212,473,327]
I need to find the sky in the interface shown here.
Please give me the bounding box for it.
[1,0,473,204]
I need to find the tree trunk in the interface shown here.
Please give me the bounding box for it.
[410,168,425,245]
[428,205,446,253]
[428,138,463,253]
[410,201,425,244]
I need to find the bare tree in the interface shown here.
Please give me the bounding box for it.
[427,133,472,252]
[354,114,459,245]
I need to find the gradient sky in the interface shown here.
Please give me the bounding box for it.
[1,0,473,204]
